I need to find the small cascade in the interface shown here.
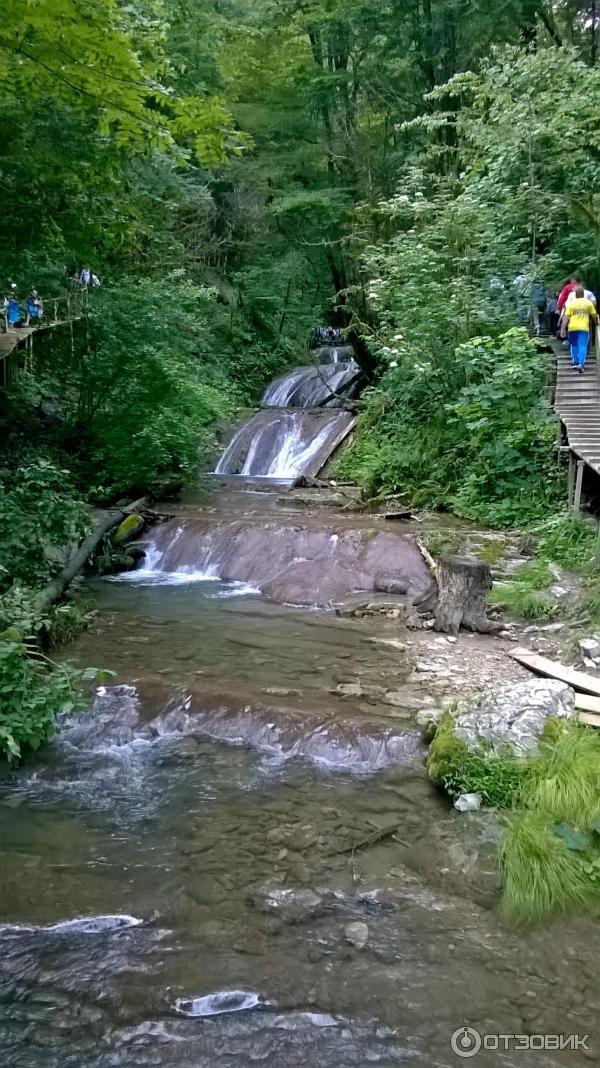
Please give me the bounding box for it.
[215,341,359,479]
[134,519,435,607]
[262,362,359,408]
[215,409,355,478]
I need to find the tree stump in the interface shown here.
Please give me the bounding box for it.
[433,555,503,636]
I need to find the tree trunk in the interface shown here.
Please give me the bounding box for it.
[36,498,146,614]
[433,555,503,636]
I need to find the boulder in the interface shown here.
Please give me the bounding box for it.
[453,678,576,757]
[579,637,600,661]
[373,571,409,596]
[113,513,145,545]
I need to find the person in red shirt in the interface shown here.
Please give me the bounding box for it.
[557,276,580,313]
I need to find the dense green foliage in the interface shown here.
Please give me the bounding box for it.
[337,38,600,521]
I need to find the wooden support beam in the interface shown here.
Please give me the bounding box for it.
[568,451,575,508]
[574,459,585,515]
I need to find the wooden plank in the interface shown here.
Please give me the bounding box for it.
[510,647,600,697]
[574,692,600,714]
[578,711,600,728]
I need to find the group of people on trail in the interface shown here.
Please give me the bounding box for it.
[2,285,44,331]
[513,271,598,373]
[557,276,598,374]
[314,325,343,345]
[71,266,101,289]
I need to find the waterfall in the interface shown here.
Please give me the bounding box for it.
[261,362,359,408]
[215,409,355,478]
[215,344,359,480]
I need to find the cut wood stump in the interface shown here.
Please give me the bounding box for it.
[433,555,503,636]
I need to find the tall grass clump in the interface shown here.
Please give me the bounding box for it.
[499,811,592,926]
[523,724,600,826]
[499,723,600,924]
[535,513,596,571]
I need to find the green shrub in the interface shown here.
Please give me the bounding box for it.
[0,635,109,764]
[0,584,88,649]
[0,459,89,592]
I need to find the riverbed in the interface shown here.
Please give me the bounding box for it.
[0,481,597,1067]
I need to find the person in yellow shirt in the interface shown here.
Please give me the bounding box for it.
[565,287,597,373]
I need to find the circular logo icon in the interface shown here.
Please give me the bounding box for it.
[450,1026,482,1058]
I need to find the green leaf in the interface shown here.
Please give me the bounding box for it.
[551,823,591,852]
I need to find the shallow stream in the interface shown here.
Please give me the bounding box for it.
[1,380,598,1065]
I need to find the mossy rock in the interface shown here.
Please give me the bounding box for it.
[113,513,145,545]
[427,710,528,809]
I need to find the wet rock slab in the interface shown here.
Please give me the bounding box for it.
[141,517,435,608]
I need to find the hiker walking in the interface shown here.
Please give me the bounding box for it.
[564,286,597,373]
[4,286,22,331]
[25,290,44,326]
[530,279,546,335]
[545,291,559,336]
[557,275,580,316]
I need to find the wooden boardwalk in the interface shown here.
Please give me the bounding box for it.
[0,315,80,387]
[552,332,600,508]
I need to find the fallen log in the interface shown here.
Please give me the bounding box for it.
[35,497,146,614]
[434,555,503,636]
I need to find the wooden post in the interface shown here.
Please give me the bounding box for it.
[568,451,575,508]
[574,459,585,515]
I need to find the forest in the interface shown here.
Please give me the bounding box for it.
[1,1,600,751]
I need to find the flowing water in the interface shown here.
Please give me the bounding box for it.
[216,345,358,478]
[1,351,598,1067]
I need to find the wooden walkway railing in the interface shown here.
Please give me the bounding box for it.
[0,295,84,388]
[553,324,600,512]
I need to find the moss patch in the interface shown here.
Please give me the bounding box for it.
[113,513,144,545]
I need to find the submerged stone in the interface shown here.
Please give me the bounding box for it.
[173,990,261,1017]
[344,921,369,949]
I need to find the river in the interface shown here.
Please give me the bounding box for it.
[0,352,597,1067]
